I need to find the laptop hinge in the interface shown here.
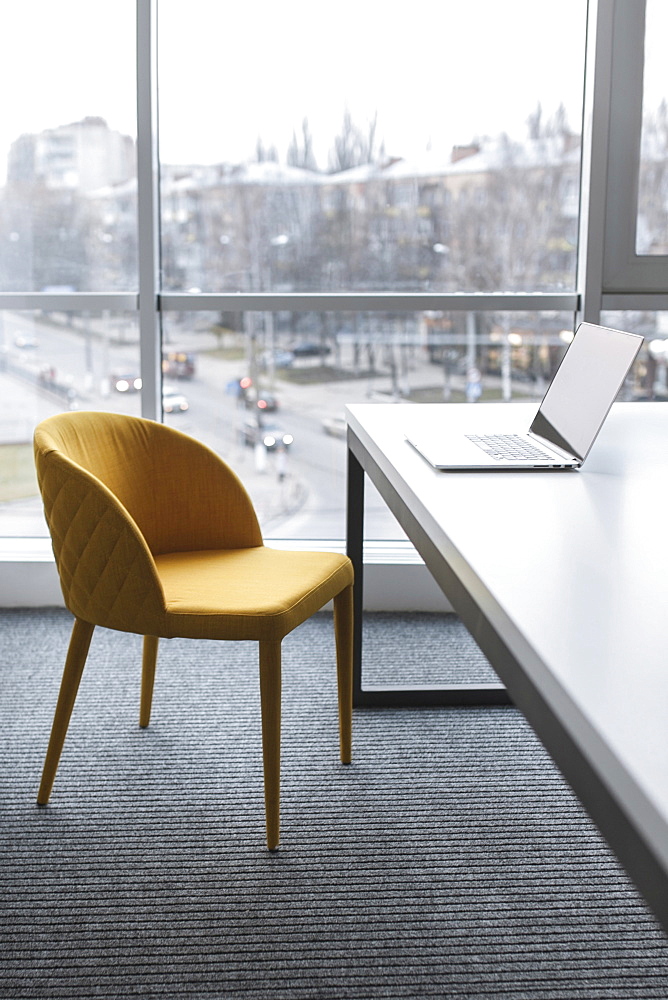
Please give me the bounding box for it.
[528,431,578,464]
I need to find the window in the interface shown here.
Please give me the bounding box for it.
[0,1,137,293]
[3,0,667,559]
[637,0,668,256]
[0,309,140,536]
[599,0,668,294]
[158,0,587,295]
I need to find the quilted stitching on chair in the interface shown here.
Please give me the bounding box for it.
[35,441,165,633]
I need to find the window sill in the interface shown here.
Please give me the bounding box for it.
[0,537,451,612]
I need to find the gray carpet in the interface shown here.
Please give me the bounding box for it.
[1,607,667,999]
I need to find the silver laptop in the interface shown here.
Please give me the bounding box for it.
[406,322,643,470]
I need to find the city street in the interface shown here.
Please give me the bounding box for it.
[0,311,417,541]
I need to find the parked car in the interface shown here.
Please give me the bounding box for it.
[162,388,189,413]
[241,419,293,451]
[242,384,279,412]
[255,392,278,412]
[321,415,347,439]
[291,341,332,358]
[112,373,142,392]
[14,334,39,349]
[162,349,196,379]
[261,349,294,369]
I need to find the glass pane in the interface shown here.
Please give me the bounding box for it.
[0,310,141,536]
[158,0,587,294]
[160,309,584,542]
[637,0,668,255]
[602,310,668,400]
[0,1,137,291]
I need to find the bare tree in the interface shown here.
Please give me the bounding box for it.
[254,137,279,163]
[328,110,381,172]
[287,118,319,172]
[526,103,543,141]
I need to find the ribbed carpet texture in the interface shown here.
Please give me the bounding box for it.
[1,607,667,999]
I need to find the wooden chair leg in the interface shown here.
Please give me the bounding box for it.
[139,635,159,728]
[259,639,282,851]
[334,584,354,764]
[37,617,95,805]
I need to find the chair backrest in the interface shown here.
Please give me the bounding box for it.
[34,411,263,631]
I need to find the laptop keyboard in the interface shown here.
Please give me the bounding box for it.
[466,433,553,461]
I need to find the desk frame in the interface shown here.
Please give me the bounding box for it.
[346,408,668,934]
[347,433,510,708]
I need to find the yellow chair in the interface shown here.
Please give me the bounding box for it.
[33,410,354,850]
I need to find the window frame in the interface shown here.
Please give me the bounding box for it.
[579,0,668,312]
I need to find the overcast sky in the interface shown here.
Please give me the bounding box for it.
[157,0,591,166]
[0,0,664,181]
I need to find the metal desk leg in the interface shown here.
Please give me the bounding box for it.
[346,440,510,708]
[346,445,365,704]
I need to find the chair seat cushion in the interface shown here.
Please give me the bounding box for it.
[153,546,353,641]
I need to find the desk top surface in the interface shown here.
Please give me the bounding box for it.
[346,400,668,872]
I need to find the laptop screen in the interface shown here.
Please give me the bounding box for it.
[529,323,643,461]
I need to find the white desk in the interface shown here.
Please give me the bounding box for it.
[346,401,668,933]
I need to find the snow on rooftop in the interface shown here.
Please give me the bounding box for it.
[89,134,582,200]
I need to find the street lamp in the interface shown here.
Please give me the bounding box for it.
[648,338,667,396]
[263,234,290,387]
